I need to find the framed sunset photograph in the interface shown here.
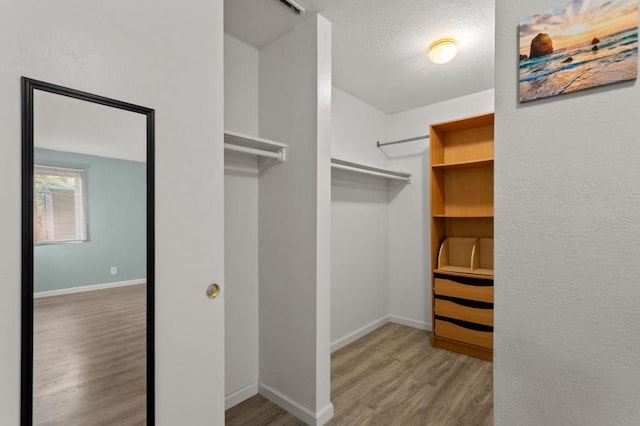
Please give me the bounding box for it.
[519,0,638,102]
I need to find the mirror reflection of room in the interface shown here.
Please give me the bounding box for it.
[32,90,147,425]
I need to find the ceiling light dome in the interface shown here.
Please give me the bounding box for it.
[429,38,458,64]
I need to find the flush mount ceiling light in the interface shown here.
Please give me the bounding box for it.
[429,38,458,64]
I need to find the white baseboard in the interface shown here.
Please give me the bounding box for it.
[331,315,390,353]
[225,382,259,410]
[259,383,334,426]
[389,314,431,331]
[315,402,335,426]
[34,279,146,299]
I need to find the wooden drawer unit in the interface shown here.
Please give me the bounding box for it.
[432,274,494,358]
[434,276,493,303]
[435,318,493,349]
[434,297,493,326]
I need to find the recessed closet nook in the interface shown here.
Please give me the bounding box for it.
[223,4,494,424]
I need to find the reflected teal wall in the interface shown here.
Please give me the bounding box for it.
[34,148,146,292]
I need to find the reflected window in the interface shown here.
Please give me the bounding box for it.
[34,165,87,243]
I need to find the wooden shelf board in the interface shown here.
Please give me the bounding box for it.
[437,265,474,274]
[434,268,494,280]
[432,158,493,170]
[472,268,494,277]
[430,112,495,133]
[433,214,494,218]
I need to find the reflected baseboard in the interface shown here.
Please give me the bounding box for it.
[34,279,146,299]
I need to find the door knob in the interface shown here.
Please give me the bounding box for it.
[206,283,221,299]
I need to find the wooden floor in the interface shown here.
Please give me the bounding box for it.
[226,323,493,425]
[33,284,146,426]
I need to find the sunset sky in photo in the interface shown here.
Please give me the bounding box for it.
[519,0,638,54]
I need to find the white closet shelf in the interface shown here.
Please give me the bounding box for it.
[224,130,287,162]
[331,158,411,182]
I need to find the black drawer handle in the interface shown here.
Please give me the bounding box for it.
[435,295,493,309]
[436,315,494,332]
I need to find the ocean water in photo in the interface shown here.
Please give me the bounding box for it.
[519,27,638,102]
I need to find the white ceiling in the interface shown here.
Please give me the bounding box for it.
[34,90,147,162]
[224,0,495,114]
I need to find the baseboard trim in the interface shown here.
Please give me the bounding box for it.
[389,315,431,331]
[259,383,334,426]
[315,402,335,425]
[331,315,390,353]
[225,382,259,410]
[34,279,146,299]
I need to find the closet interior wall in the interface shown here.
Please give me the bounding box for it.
[258,16,332,421]
[330,88,496,350]
[224,33,260,408]
[223,14,333,423]
[330,88,392,351]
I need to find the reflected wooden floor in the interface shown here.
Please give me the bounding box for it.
[33,284,146,426]
[226,323,493,425]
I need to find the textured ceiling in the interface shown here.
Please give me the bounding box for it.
[35,90,147,162]
[224,0,495,114]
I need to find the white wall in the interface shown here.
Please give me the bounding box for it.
[224,34,259,135]
[386,89,495,330]
[330,88,391,350]
[258,14,333,425]
[332,88,389,168]
[224,33,260,408]
[495,1,640,424]
[0,0,226,424]
[224,157,259,407]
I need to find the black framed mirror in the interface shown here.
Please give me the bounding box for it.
[21,77,155,425]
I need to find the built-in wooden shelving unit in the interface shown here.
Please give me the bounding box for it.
[430,112,495,361]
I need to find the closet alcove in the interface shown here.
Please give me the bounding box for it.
[223,2,494,424]
[223,11,334,423]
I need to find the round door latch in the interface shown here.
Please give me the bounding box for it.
[206,283,221,299]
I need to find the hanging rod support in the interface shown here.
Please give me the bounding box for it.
[377,134,430,148]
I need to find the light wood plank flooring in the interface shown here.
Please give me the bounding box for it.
[226,323,493,425]
[33,284,146,426]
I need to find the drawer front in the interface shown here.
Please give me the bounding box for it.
[435,319,493,349]
[434,277,493,303]
[434,299,493,326]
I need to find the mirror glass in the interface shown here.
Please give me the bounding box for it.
[23,79,154,425]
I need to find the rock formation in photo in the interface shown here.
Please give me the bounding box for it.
[529,33,554,58]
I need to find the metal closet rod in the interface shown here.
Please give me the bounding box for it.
[376,134,430,148]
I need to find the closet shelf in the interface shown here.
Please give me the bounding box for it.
[224,130,287,162]
[331,158,411,182]
[434,269,494,280]
[432,158,493,170]
[433,214,494,218]
[436,237,494,279]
